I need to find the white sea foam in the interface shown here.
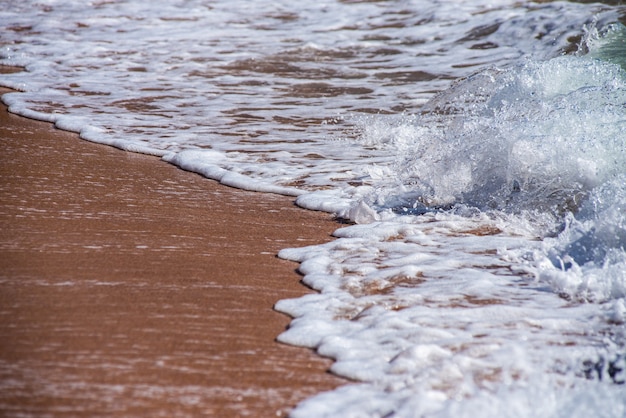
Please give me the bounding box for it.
[277,213,626,416]
[277,20,626,418]
[1,1,625,416]
[353,55,626,215]
[533,175,626,303]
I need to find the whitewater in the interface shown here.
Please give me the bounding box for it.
[1,1,625,416]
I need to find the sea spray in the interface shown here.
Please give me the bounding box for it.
[279,19,626,418]
[351,56,626,220]
[533,175,626,303]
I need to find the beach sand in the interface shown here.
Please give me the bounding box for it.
[0,86,344,417]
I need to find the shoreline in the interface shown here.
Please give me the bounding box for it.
[0,85,344,416]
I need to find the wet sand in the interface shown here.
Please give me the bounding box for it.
[0,87,344,417]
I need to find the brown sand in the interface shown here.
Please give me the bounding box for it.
[0,86,344,417]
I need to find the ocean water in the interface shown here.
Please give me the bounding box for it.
[1,0,625,416]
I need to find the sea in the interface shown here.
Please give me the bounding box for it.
[1,1,625,416]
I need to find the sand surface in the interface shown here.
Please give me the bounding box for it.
[0,86,344,417]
